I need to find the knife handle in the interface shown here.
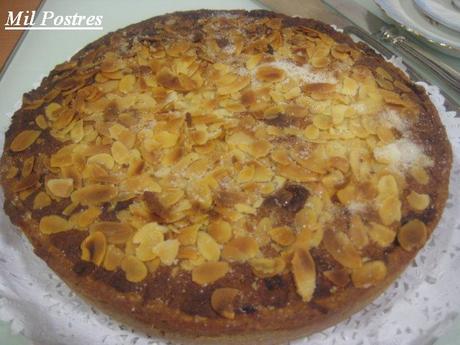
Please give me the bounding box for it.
[343,25,459,110]
[343,26,393,58]
[380,26,460,93]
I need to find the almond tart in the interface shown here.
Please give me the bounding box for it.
[0,10,452,345]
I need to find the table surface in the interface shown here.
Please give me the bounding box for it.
[0,0,458,344]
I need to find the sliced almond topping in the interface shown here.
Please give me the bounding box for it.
[269,226,296,246]
[111,141,130,165]
[47,178,74,198]
[118,74,136,93]
[410,166,429,185]
[197,232,221,261]
[221,236,259,262]
[45,102,62,120]
[323,230,362,269]
[324,268,350,287]
[247,140,272,158]
[378,195,401,225]
[33,192,52,210]
[398,219,428,251]
[39,215,71,234]
[70,206,101,229]
[250,257,285,278]
[191,261,229,286]
[368,222,396,247]
[50,145,74,167]
[133,223,165,261]
[155,131,179,148]
[103,244,125,271]
[377,175,399,197]
[87,153,115,170]
[291,248,316,302]
[351,260,387,288]
[71,184,117,205]
[90,221,133,244]
[177,224,200,245]
[121,255,148,282]
[10,130,41,152]
[211,288,239,319]
[406,191,430,211]
[256,65,286,83]
[177,246,199,260]
[153,239,180,265]
[208,220,233,244]
[348,215,369,249]
[81,231,107,266]
[237,165,255,183]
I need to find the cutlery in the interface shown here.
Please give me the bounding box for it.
[324,0,460,93]
[257,0,459,110]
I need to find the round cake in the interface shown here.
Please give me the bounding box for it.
[0,9,452,344]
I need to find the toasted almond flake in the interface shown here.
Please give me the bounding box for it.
[291,248,316,302]
[47,178,74,198]
[155,131,179,148]
[90,221,133,244]
[368,222,396,247]
[237,165,255,183]
[351,260,387,288]
[118,74,136,93]
[197,232,221,261]
[121,255,148,282]
[50,145,75,167]
[10,130,41,152]
[111,141,130,165]
[191,261,229,286]
[39,215,71,234]
[35,114,48,129]
[153,239,179,265]
[222,236,259,262]
[269,226,296,246]
[256,65,286,83]
[377,175,398,197]
[45,102,62,120]
[398,219,427,251]
[208,220,233,244]
[71,184,117,205]
[70,206,101,229]
[349,215,369,249]
[250,257,285,278]
[378,195,401,225]
[211,288,239,319]
[406,191,430,211]
[177,224,200,245]
[103,244,125,271]
[81,231,107,265]
[410,166,429,185]
[33,192,52,210]
[87,153,115,170]
[324,268,350,287]
[323,230,362,269]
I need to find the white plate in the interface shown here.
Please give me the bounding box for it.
[375,0,460,57]
[414,0,460,32]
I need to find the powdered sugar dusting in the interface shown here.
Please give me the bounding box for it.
[259,60,337,84]
[347,202,367,214]
[374,138,433,171]
[380,108,408,132]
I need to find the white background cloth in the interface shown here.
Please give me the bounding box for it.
[0,1,459,345]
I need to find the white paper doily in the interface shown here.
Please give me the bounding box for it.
[0,48,459,345]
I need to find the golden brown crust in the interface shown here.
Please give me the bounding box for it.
[0,10,452,344]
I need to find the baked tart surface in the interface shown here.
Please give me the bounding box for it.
[0,10,452,343]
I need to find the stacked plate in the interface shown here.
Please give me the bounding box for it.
[375,0,460,57]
